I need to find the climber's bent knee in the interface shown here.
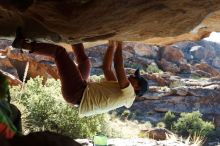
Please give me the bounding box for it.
[62,83,86,105]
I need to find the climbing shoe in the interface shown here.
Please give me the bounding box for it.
[12,27,25,49]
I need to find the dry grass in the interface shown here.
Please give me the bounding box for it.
[166,133,205,146]
[105,117,147,138]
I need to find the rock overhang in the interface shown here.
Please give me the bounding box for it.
[0,0,220,45]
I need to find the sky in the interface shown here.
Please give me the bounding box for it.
[203,32,220,43]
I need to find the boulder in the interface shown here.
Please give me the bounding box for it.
[142,92,167,100]
[188,88,220,98]
[179,63,191,73]
[7,49,59,81]
[0,56,19,78]
[130,78,220,126]
[172,87,189,96]
[214,115,220,130]
[0,70,21,86]
[190,46,205,60]
[142,128,173,140]
[212,57,220,68]
[126,43,159,59]
[89,57,102,68]
[159,46,185,64]
[158,59,180,74]
[191,70,212,78]
[0,40,11,50]
[194,62,220,77]
[154,108,169,113]
[173,40,219,66]
[209,76,220,82]
[145,73,169,86]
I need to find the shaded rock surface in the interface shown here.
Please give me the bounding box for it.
[1,1,220,44]
[0,69,21,86]
[141,128,173,141]
[7,50,59,81]
[10,131,82,146]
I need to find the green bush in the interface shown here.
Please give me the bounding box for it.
[144,121,152,129]
[156,122,165,128]
[146,64,162,73]
[10,77,109,138]
[173,111,215,137]
[169,80,185,88]
[121,110,131,121]
[190,74,202,80]
[162,111,176,130]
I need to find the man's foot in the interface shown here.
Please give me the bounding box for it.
[12,28,33,52]
[108,40,118,53]
[114,40,122,50]
[108,40,117,48]
[12,27,25,49]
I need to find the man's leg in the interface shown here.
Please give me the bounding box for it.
[102,40,117,81]
[19,41,86,104]
[72,43,91,81]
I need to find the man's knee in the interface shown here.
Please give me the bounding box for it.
[63,94,78,105]
[55,47,66,55]
[72,43,84,49]
[54,47,68,60]
[61,89,82,105]
[78,57,91,67]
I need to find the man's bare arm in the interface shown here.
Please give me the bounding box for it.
[102,41,117,81]
[114,41,130,89]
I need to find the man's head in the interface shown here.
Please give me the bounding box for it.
[128,69,149,97]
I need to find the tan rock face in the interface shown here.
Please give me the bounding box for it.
[158,59,180,73]
[142,128,173,140]
[194,62,220,77]
[7,50,59,82]
[159,46,185,64]
[1,0,220,43]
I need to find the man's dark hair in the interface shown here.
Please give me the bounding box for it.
[134,68,149,97]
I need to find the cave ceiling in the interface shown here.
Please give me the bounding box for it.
[0,0,220,45]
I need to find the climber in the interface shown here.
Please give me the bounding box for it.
[12,30,148,117]
[0,72,22,140]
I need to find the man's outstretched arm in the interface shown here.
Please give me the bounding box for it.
[102,41,117,81]
[114,41,130,89]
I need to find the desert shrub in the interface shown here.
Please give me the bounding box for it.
[162,111,176,130]
[169,80,185,88]
[140,69,146,74]
[125,63,140,69]
[100,119,124,138]
[90,75,104,82]
[144,121,152,129]
[10,77,109,138]
[146,64,162,73]
[191,74,202,80]
[173,111,215,137]
[121,110,131,121]
[156,122,165,128]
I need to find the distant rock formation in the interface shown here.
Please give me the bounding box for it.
[1,39,220,129]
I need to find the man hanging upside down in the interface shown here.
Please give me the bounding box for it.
[12,32,148,117]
